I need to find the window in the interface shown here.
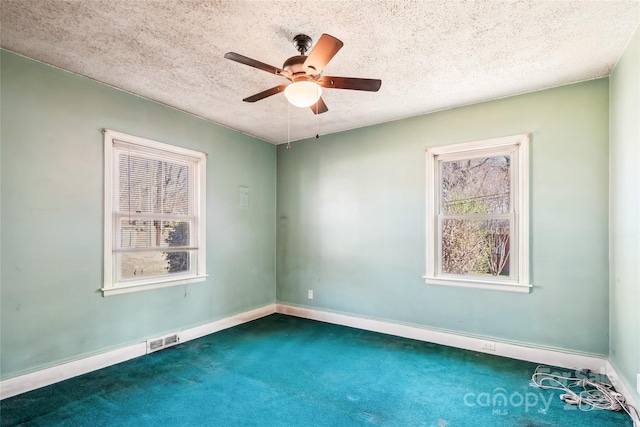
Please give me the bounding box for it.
[103,129,207,296]
[425,134,530,293]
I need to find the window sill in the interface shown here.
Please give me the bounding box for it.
[424,276,531,293]
[102,274,208,296]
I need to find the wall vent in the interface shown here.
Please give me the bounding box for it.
[148,338,164,352]
[146,333,180,354]
[164,334,179,346]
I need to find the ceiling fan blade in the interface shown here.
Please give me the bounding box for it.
[242,85,287,103]
[224,52,287,76]
[303,34,343,75]
[310,97,328,115]
[318,76,382,92]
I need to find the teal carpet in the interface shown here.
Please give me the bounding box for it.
[1,314,632,426]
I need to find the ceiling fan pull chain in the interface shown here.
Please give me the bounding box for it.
[287,100,292,149]
[315,85,320,139]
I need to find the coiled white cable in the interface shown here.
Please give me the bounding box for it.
[531,365,639,426]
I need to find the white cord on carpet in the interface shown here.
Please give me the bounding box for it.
[531,365,640,426]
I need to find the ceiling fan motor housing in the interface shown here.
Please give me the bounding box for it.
[282,55,310,76]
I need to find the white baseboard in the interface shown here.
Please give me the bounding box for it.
[179,304,276,343]
[275,304,608,372]
[0,303,276,400]
[0,342,147,401]
[606,361,640,422]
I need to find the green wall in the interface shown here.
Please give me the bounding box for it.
[0,51,277,379]
[2,42,631,384]
[277,78,611,356]
[610,26,640,402]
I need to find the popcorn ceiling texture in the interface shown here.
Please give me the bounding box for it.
[1,0,638,144]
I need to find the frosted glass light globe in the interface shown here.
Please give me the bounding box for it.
[284,81,322,108]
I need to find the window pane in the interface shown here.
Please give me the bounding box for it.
[119,220,191,249]
[164,251,190,275]
[441,155,510,214]
[441,219,510,277]
[118,153,190,215]
[119,250,191,279]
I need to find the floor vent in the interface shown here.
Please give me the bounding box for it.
[146,333,180,354]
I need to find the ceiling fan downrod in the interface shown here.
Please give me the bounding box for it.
[292,34,313,55]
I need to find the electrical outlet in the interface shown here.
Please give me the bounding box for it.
[480,341,496,351]
[308,289,313,299]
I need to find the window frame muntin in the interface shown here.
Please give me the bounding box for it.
[103,129,207,296]
[425,134,530,293]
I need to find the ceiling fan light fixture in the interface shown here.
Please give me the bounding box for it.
[225,33,380,114]
[284,81,322,108]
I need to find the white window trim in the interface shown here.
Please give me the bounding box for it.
[425,134,531,293]
[103,129,207,296]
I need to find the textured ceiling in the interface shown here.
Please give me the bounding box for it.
[1,1,638,144]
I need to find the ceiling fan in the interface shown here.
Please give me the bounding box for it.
[224,33,382,114]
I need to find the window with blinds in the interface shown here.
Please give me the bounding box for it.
[103,129,207,296]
